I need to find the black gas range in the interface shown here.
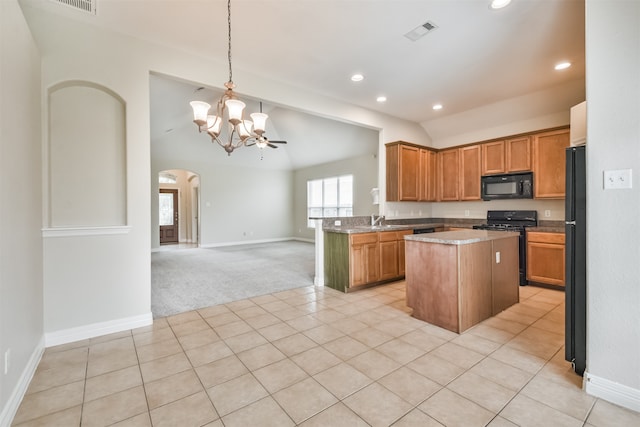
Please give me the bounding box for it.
[473,210,538,285]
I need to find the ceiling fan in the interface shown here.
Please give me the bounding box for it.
[245,102,288,149]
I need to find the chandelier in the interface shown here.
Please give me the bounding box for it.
[189,0,270,156]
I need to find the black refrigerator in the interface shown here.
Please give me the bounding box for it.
[565,145,586,376]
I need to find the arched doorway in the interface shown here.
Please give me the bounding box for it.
[158,169,200,248]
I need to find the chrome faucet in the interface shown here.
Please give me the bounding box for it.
[371,215,385,226]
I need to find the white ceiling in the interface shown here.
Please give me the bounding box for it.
[22,0,585,169]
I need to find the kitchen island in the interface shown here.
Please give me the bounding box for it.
[405,230,520,333]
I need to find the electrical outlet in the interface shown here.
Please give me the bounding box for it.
[4,349,10,375]
[334,220,341,226]
[544,210,551,217]
[464,210,470,217]
[495,252,501,264]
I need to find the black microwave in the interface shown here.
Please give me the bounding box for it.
[481,172,533,200]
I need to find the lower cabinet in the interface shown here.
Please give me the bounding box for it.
[350,233,380,287]
[397,230,413,276]
[526,231,565,286]
[324,231,409,292]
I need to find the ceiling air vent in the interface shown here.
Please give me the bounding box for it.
[404,21,438,42]
[50,0,96,15]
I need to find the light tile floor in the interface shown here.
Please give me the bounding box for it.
[13,283,640,426]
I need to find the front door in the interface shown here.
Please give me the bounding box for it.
[159,189,179,244]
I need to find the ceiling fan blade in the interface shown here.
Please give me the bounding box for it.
[268,140,287,144]
[267,143,278,149]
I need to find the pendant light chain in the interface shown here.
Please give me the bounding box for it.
[227,0,233,85]
[190,0,277,156]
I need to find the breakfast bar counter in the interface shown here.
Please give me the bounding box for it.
[405,230,520,333]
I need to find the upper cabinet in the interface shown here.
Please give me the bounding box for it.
[419,148,438,202]
[385,126,568,203]
[481,137,532,175]
[506,136,532,172]
[532,129,570,199]
[386,142,420,201]
[459,145,482,201]
[387,142,438,202]
[481,141,505,175]
[438,148,460,201]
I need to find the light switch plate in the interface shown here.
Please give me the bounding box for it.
[604,169,633,189]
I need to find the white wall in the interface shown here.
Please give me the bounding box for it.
[29,9,153,338]
[48,83,127,227]
[294,154,380,241]
[584,0,640,410]
[0,0,44,424]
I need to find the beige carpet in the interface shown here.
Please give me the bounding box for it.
[151,240,315,318]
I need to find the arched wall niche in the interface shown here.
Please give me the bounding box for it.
[47,80,127,228]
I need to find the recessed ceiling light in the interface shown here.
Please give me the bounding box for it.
[490,0,511,10]
[351,74,364,82]
[376,96,387,103]
[555,62,572,70]
[433,104,443,110]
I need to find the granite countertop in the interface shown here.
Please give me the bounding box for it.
[404,229,520,245]
[323,223,446,234]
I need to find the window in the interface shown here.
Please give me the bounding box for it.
[307,175,353,227]
[159,172,177,184]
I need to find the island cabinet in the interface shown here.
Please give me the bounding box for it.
[405,231,519,333]
[527,231,565,286]
[533,129,570,198]
[324,230,410,292]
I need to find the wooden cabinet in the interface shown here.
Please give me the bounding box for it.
[397,230,413,276]
[438,148,460,201]
[379,232,399,281]
[350,233,380,287]
[385,127,566,204]
[533,129,570,198]
[419,148,438,201]
[481,141,505,175]
[527,231,565,286]
[406,234,519,333]
[386,143,419,201]
[481,136,531,175]
[459,145,481,200]
[324,230,411,292]
[506,136,532,172]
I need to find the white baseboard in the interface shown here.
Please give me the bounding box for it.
[44,312,153,347]
[293,237,314,243]
[585,372,640,413]
[200,237,297,248]
[0,336,45,427]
